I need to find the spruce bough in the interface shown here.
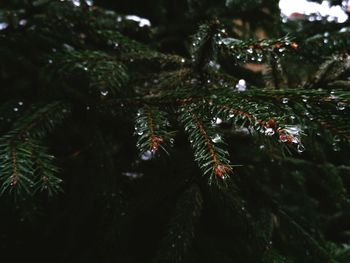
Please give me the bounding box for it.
[0,0,350,262]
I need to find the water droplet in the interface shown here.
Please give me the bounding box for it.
[333,143,340,152]
[214,118,223,125]
[212,134,222,143]
[291,137,299,144]
[235,79,246,92]
[332,135,341,151]
[0,22,9,30]
[86,0,93,6]
[122,172,144,179]
[19,19,27,26]
[140,150,153,161]
[337,101,346,110]
[209,60,221,70]
[333,135,341,142]
[329,90,338,100]
[297,144,305,153]
[63,43,74,51]
[284,125,301,135]
[113,42,119,49]
[72,0,81,6]
[282,97,289,104]
[265,128,275,136]
[100,90,109,96]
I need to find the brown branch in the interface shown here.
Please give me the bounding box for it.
[145,106,163,152]
[187,107,231,178]
[214,102,278,132]
[212,102,301,144]
[11,146,18,186]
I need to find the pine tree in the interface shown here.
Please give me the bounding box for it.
[0,0,350,262]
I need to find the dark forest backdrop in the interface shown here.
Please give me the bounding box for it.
[1,0,350,262]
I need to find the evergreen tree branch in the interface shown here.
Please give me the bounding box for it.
[10,101,70,139]
[218,35,298,64]
[0,102,69,196]
[178,103,232,182]
[0,139,61,197]
[277,209,335,262]
[190,19,221,73]
[0,140,34,195]
[304,53,350,89]
[48,50,129,97]
[135,106,174,156]
[207,97,305,151]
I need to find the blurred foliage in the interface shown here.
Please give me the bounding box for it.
[0,0,350,262]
